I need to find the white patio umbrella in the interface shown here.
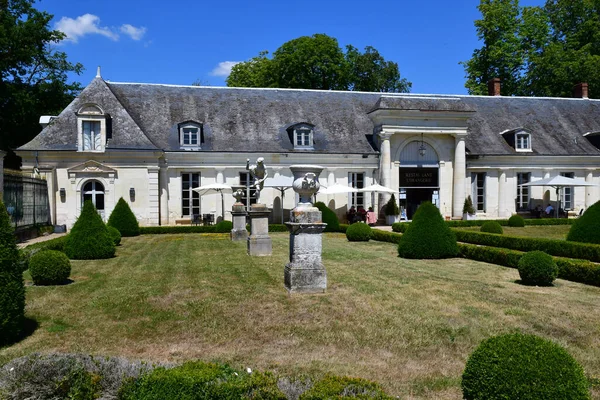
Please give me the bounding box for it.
[520,175,596,218]
[319,184,358,194]
[358,184,397,194]
[264,175,293,223]
[192,183,233,220]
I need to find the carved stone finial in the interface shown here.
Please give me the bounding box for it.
[96,66,102,78]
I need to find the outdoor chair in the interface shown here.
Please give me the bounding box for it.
[191,214,201,226]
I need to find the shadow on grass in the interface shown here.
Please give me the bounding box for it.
[0,317,39,348]
[514,279,556,287]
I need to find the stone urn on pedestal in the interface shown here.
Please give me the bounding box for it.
[285,165,327,293]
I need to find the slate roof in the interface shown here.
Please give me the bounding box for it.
[18,77,600,156]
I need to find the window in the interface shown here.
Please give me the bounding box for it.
[181,173,200,216]
[83,121,102,150]
[239,172,257,210]
[77,104,106,152]
[82,180,105,211]
[471,172,486,212]
[515,132,531,151]
[516,172,530,210]
[349,172,365,208]
[289,123,314,149]
[179,123,202,149]
[561,172,574,210]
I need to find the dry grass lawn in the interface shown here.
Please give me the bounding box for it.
[2,232,600,399]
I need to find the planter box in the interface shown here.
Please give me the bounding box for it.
[463,213,477,221]
[386,215,399,225]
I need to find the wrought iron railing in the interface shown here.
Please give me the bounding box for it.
[3,173,50,228]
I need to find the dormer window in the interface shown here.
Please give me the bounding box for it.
[77,104,107,152]
[499,127,532,152]
[289,123,314,149]
[179,122,203,149]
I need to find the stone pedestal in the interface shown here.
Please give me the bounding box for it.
[247,203,272,256]
[231,203,248,241]
[285,206,327,293]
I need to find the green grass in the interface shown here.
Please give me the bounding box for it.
[455,224,572,240]
[2,232,600,399]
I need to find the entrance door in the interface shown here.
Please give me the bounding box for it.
[82,180,105,219]
[405,188,434,219]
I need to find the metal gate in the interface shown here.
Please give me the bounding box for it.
[3,173,50,228]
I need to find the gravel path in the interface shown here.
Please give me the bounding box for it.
[17,233,67,249]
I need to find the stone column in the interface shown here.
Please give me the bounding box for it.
[452,135,467,218]
[231,202,248,241]
[216,168,225,221]
[378,132,393,217]
[147,167,160,226]
[585,169,595,208]
[498,169,507,218]
[159,163,169,226]
[247,203,271,256]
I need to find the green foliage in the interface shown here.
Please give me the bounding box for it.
[391,222,410,233]
[462,333,590,400]
[398,202,458,259]
[226,34,410,93]
[567,201,600,244]
[56,365,101,400]
[315,202,340,232]
[508,214,525,227]
[453,229,600,263]
[394,218,571,233]
[462,195,476,215]
[480,221,503,234]
[64,201,115,260]
[119,361,286,399]
[300,375,393,400]
[0,199,25,345]
[463,0,600,98]
[383,194,399,216]
[518,250,558,285]
[107,226,122,246]
[458,243,522,269]
[214,220,233,233]
[19,236,66,271]
[107,197,140,237]
[371,229,402,244]
[0,0,83,168]
[345,223,372,242]
[29,250,71,285]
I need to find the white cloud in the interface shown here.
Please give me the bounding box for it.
[55,14,119,43]
[120,24,147,41]
[210,61,241,77]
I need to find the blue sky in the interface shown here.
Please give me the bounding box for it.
[40,0,544,95]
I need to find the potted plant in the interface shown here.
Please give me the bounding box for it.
[463,195,476,220]
[384,194,400,225]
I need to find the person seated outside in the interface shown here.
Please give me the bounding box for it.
[347,206,357,223]
[366,207,377,226]
[357,206,367,222]
[544,203,554,216]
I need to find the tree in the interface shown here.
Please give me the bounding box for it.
[463,0,600,98]
[0,0,83,168]
[226,34,411,93]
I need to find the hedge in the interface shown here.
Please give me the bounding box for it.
[371,229,402,244]
[20,236,67,271]
[140,224,293,235]
[345,223,372,242]
[300,375,393,399]
[453,230,600,263]
[393,218,573,232]
[29,250,71,286]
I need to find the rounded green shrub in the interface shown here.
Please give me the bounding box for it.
[315,202,340,232]
[480,221,503,234]
[567,200,600,244]
[345,223,372,242]
[300,375,393,400]
[398,202,458,259]
[107,226,122,246]
[462,333,590,400]
[518,250,558,285]
[107,197,140,237]
[29,250,71,285]
[0,199,25,345]
[214,220,233,233]
[508,214,525,227]
[119,361,286,399]
[64,200,116,260]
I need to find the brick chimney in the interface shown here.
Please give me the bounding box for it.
[573,83,589,99]
[488,78,501,96]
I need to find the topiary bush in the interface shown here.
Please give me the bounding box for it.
[480,221,503,234]
[29,250,71,285]
[64,201,116,260]
[462,333,590,400]
[462,195,475,215]
[214,220,233,233]
[315,202,340,232]
[518,250,558,286]
[107,197,140,237]
[345,223,372,242]
[508,214,525,227]
[300,375,393,400]
[107,226,122,246]
[384,194,399,216]
[0,199,25,345]
[118,361,286,399]
[567,200,600,244]
[398,202,458,259]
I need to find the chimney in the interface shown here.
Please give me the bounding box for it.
[488,78,501,96]
[573,83,589,99]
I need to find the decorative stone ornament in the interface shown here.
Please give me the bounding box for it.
[285,165,327,293]
[230,195,248,241]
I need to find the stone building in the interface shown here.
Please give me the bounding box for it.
[16,72,600,228]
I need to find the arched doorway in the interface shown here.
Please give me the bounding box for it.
[82,180,105,219]
[398,140,439,219]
